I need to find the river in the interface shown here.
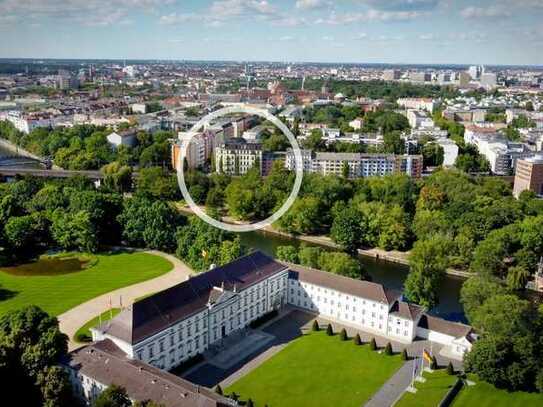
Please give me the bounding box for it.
[238,230,466,322]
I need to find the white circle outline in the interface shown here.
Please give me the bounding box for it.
[176,105,304,232]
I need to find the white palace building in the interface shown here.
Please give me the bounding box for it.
[66,251,474,406]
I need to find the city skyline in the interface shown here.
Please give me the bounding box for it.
[1,0,542,65]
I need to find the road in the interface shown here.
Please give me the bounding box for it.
[57,250,193,351]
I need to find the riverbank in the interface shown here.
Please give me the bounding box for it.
[175,204,473,280]
[0,137,63,170]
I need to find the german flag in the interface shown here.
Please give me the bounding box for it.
[423,349,432,363]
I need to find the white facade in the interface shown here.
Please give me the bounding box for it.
[3,111,52,134]
[93,268,289,372]
[407,110,434,129]
[436,138,459,167]
[106,131,137,148]
[285,150,423,178]
[215,141,263,175]
[131,103,147,114]
[397,98,435,113]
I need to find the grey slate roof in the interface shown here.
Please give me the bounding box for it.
[286,262,401,305]
[389,301,426,321]
[65,340,233,407]
[98,251,288,345]
[417,314,473,338]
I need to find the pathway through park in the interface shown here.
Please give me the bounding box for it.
[58,250,193,351]
[364,358,416,407]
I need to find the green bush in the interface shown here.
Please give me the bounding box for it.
[369,338,377,351]
[326,324,334,336]
[339,328,347,341]
[447,362,455,375]
[214,385,223,395]
[401,349,408,361]
[385,342,393,355]
[430,356,438,370]
[354,333,362,345]
[312,320,320,331]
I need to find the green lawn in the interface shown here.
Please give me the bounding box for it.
[395,369,458,407]
[74,308,121,343]
[225,331,403,407]
[0,252,173,317]
[452,375,543,407]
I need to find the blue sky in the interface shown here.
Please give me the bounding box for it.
[0,0,542,65]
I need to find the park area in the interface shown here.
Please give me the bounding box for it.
[452,375,543,407]
[395,369,458,407]
[225,330,403,407]
[0,251,173,317]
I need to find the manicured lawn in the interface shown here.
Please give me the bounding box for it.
[74,308,121,343]
[225,331,403,407]
[395,369,458,407]
[0,252,173,317]
[452,374,543,407]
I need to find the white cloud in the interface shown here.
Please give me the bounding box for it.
[359,0,439,11]
[295,0,326,10]
[419,33,436,40]
[460,6,511,19]
[159,12,198,25]
[354,32,368,40]
[322,35,334,41]
[0,0,176,26]
[317,9,427,25]
[279,35,295,41]
[448,32,488,43]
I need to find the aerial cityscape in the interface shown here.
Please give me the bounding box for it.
[1,1,543,407]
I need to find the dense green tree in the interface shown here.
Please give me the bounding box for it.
[330,207,365,254]
[93,385,131,407]
[51,210,98,253]
[298,246,322,268]
[422,142,444,167]
[276,196,323,235]
[506,266,530,291]
[102,162,133,193]
[460,275,507,323]
[176,217,245,271]
[0,306,72,407]
[318,251,362,279]
[404,235,452,309]
[276,245,299,263]
[136,167,179,200]
[118,197,182,252]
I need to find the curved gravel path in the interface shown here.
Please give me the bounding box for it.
[58,250,193,351]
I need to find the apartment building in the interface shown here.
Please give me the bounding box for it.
[407,110,434,129]
[513,153,543,198]
[2,110,53,134]
[464,125,532,174]
[215,139,263,175]
[172,131,214,170]
[397,97,435,113]
[285,149,423,178]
